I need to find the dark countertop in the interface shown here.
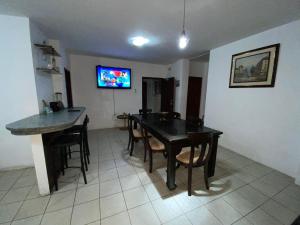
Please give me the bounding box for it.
[6,107,85,135]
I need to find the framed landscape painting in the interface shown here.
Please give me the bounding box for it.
[229,44,280,88]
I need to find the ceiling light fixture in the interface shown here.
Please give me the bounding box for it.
[131,36,149,47]
[178,0,189,49]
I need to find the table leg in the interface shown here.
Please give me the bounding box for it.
[166,143,177,190]
[31,134,50,195]
[208,134,220,177]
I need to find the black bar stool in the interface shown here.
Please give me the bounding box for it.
[51,117,88,190]
[63,115,90,165]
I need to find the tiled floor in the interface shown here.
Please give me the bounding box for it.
[0,128,299,225]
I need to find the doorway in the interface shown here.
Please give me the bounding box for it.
[142,77,175,113]
[64,68,73,108]
[186,76,202,119]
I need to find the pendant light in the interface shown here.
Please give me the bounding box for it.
[178,0,189,49]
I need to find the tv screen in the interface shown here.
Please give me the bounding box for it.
[96,65,131,89]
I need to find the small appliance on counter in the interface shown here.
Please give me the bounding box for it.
[49,92,65,112]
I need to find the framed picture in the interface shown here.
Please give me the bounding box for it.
[229,44,280,88]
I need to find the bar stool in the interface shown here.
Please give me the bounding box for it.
[51,118,88,190]
[63,115,90,166]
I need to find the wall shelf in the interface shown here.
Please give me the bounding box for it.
[36,67,61,75]
[34,44,61,57]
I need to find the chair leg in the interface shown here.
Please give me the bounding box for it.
[83,144,88,171]
[188,165,192,196]
[143,145,147,162]
[79,143,87,184]
[68,146,72,159]
[84,134,90,164]
[149,150,153,173]
[127,135,131,150]
[85,132,90,156]
[204,164,209,190]
[130,139,134,156]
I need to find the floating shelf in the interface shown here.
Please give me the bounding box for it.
[34,44,61,57]
[36,67,61,75]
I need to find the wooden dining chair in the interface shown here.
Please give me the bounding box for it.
[167,112,181,119]
[176,132,214,196]
[141,126,166,173]
[127,114,144,156]
[139,109,152,115]
[186,116,204,127]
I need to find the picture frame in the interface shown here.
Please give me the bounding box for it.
[229,44,280,88]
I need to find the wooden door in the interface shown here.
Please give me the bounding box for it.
[186,76,202,119]
[161,77,175,112]
[64,68,73,108]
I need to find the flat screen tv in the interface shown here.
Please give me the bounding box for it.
[96,65,131,89]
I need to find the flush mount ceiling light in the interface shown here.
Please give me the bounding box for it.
[178,0,189,49]
[131,36,149,47]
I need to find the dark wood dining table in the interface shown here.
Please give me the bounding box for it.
[132,113,223,190]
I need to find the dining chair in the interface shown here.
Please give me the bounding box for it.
[139,109,152,115]
[50,117,88,190]
[186,116,204,127]
[176,132,214,196]
[127,114,144,156]
[141,126,166,173]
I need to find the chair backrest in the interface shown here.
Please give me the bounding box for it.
[139,109,152,115]
[186,116,204,127]
[187,132,214,166]
[168,112,181,119]
[140,125,151,150]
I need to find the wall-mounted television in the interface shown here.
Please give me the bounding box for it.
[96,65,131,89]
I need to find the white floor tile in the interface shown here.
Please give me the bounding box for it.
[129,203,161,225]
[46,190,75,212]
[75,183,99,205]
[117,165,136,178]
[0,186,31,204]
[100,179,122,197]
[186,206,222,225]
[123,186,149,209]
[206,198,242,225]
[163,215,192,225]
[101,211,131,225]
[99,168,118,183]
[261,199,297,225]
[11,215,42,225]
[100,192,126,218]
[246,208,282,225]
[71,199,100,225]
[120,174,142,191]
[41,207,72,225]
[0,202,22,223]
[15,196,49,220]
[152,197,183,223]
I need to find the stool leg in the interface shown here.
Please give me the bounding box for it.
[84,133,90,164]
[60,148,65,176]
[80,142,87,184]
[68,146,72,159]
[64,147,68,168]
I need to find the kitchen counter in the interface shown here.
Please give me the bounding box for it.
[6,107,85,135]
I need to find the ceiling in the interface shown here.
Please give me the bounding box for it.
[1,0,300,64]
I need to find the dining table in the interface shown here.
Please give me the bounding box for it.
[132,113,223,190]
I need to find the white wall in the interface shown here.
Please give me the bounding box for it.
[70,54,169,129]
[30,22,54,112]
[0,15,39,169]
[189,60,209,118]
[168,59,189,119]
[206,19,300,180]
[49,39,68,107]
